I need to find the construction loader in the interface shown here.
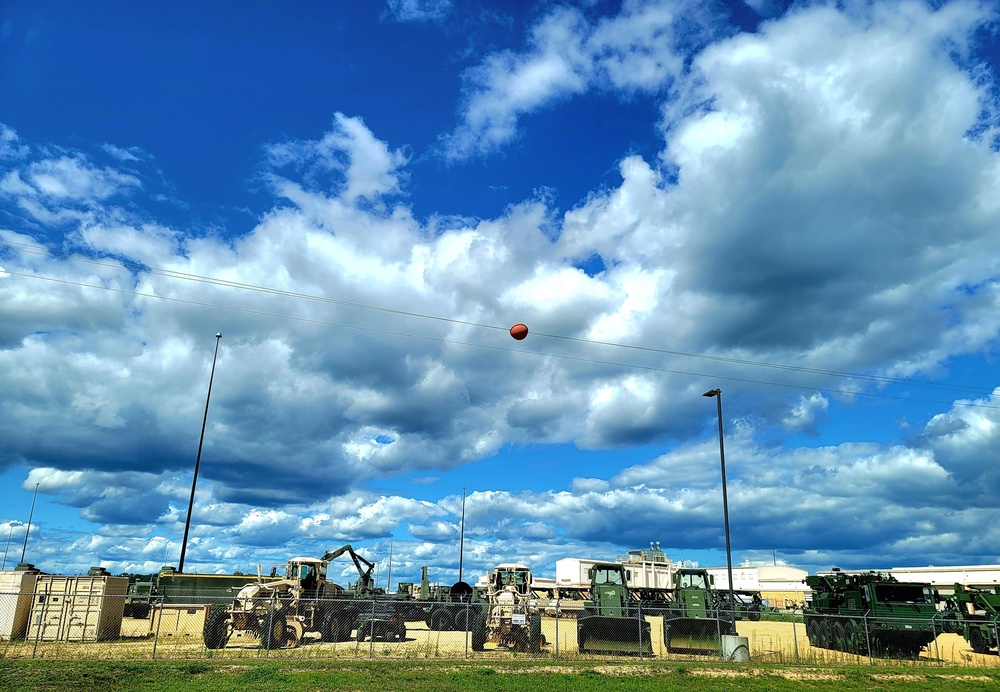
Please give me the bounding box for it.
[202,544,381,650]
[662,567,736,655]
[576,562,652,655]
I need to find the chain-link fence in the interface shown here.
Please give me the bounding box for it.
[2,586,999,666]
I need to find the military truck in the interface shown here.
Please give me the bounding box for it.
[944,583,1000,655]
[803,569,940,658]
[202,544,381,649]
[123,567,285,617]
[576,562,652,655]
[662,567,736,655]
[415,566,485,632]
[470,562,543,652]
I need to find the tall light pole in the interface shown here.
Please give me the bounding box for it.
[458,487,466,584]
[178,332,222,574]
[703,388,735,613]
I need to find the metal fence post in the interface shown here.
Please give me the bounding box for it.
[368,597,375,658]
[791,609,799,664]
[993,615,1000,660]
[637,600,643,664]
[863,613,873,666]
[31,586,45,659]
[554,600,560,659]
[264,592,276,659]
[151,598,165,660]
[931,613,944,668]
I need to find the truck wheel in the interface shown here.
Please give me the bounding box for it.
[471,614,487,651]
[832,620,848,652]
[578,619,590,653]
[806,619,820,647]
[528,614,542,652]
[453,608,470,632]
[970,628,990,654]
[203,609,230,649]
[356,621,370,642]
[430,609,453,632]
[843,620,864,655]
[320,609,343,643]
[262,612,287,650]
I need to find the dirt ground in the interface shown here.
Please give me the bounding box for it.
[2,615,997,666]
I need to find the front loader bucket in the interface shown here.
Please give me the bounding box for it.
[578,615,652,656]
[664,617,736,656]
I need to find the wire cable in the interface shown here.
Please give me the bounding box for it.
[3,238,994,400]
[2,267,997,410]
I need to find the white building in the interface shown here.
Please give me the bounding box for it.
[707,563,810,608]
[555,543,676,589]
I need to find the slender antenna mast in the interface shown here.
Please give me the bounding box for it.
[2,524,14,570]
[458,487,466,583]
[179,332,222,573]
[20,482,39,564]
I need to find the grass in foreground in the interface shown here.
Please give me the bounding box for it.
[1,659,999,691]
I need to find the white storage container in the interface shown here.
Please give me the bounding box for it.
[149,603,211,638]
[26,575,127,642]
[0,569,38,640]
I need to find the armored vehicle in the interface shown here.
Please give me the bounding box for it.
[944,583,1000,655]
[804,569,939,658]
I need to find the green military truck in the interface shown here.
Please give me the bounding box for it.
[944,583,1000,655]
[804,569,940,658]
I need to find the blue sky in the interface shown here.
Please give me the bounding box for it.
[2,0,999,587]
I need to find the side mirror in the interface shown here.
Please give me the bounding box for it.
[709,575,715,586]
[625,570,631,582]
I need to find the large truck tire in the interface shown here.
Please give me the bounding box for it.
[203,608,230,649]
[262,612,287,650]
[452,607,470,632]
[471,613,487,651]
[970,627,990,655]
[528,613,542,652]
[430,608,454,632]
[320,609,345,642]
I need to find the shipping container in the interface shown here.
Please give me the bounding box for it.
[26,575,128,642]
[0,569,39,640]
[149,603,211,639]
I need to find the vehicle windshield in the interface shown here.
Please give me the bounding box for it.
[594,568,623,585]
[679,572,708,589]
[874,583,929,603]
[494,569,530,590]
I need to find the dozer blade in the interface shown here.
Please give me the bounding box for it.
[664,617,734,656]
[578,616,652,656]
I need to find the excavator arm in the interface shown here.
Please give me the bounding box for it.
[321,544,376,592]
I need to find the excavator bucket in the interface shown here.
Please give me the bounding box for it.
[578,615,652,656]
[663,616,736,656]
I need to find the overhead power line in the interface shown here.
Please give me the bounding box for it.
[1,239,997,409]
